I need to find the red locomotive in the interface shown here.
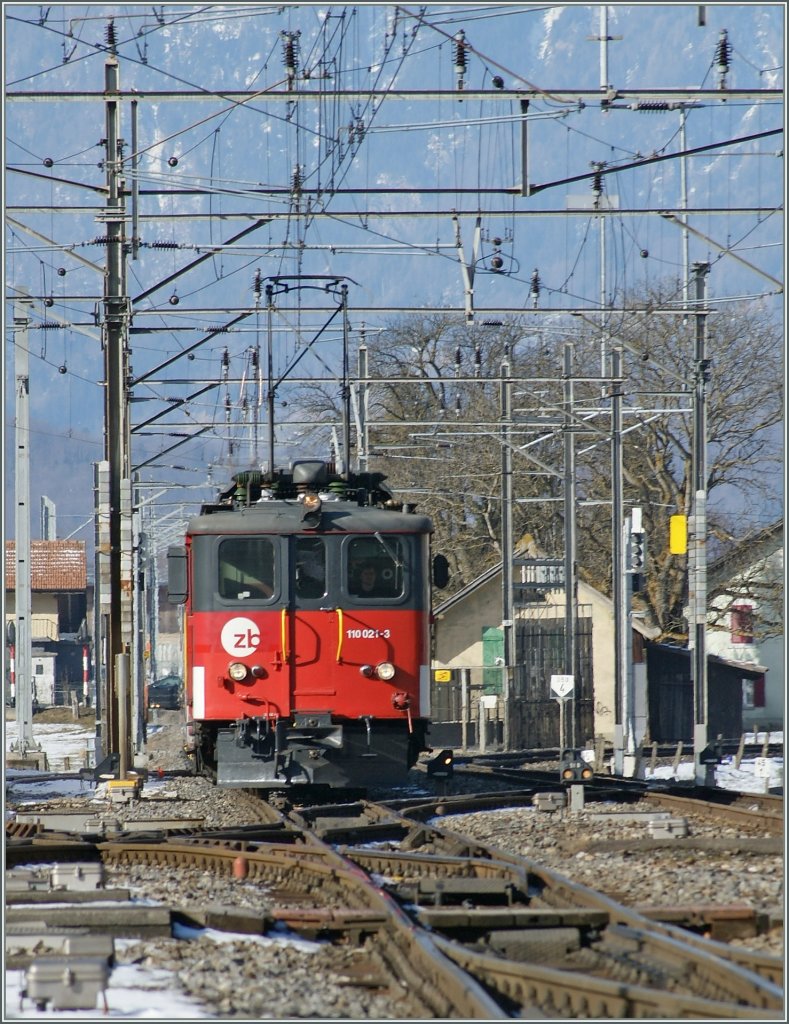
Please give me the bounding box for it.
[168,459,446,790]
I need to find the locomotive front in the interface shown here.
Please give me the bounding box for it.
[168,460,439,790]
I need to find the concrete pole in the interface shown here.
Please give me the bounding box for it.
[340,284,351,478]
[357,340,369,472]
[103,55,131,761]
[13,296,36,756]
[691,262,710,784]
[460,667,469,751]
[611,346,625,774]
[500,360,515,750]
[116,653,131,781]
[563,343,577,750]
[266,284,275,474]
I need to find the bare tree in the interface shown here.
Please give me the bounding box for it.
[299,292,781,635]
[573,291,782,639]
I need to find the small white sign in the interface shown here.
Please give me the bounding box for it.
[753,756,771,779]
[550,674,575,699]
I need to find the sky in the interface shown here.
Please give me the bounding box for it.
[4,2,784,555]
[4,717,784,1018]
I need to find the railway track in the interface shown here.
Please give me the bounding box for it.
[450,762,784,834]
[6,783,783,1018]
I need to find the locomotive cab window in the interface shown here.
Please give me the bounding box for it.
[295,536,327,600]
[348,536,405,599]
[218,538,275,600]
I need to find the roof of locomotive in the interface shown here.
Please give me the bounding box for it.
[186,500,433,536]
[186,461,432,537]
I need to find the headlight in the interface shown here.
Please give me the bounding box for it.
[228,662,248,681]
[375,661,396,681]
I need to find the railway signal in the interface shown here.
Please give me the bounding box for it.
[627,509,647,594]
[559,749,593,784]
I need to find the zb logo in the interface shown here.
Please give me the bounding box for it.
[221,617,261,656]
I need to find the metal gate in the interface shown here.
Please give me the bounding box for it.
[514,608,595,749]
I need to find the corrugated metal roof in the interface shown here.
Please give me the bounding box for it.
[4,540,87,592]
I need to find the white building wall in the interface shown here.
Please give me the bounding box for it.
[706,547,784,730]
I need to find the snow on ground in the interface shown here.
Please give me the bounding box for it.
[5,924,325,1019]
[6,721,96,773]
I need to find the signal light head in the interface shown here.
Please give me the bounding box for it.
[559,749,594,784]
[427,748,454,778]
[375,661,396,681]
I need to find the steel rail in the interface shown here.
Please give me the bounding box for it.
[97,839,508,1019]
[433,934,783,1020]
[640,789,784,835]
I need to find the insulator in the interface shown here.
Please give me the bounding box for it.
[636,101,671,112]
[222,349,230,369]
[591,168,605,194]
[105,20,117,52]
[355,117,365,141]
[455,393,462,415]
[88,236,111,245]
[455,346,462,366]
[253,269,262,296]
[291,165,302,197]
[530,269,541,308]
[209,325,230,334]
[281,31,300,77]
[715,28,731,72]
[151,240,179,249]
[454,30,467,73]
[251,348,259,368]
[40,320,60,328]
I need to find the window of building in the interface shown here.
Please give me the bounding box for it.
[730,604,754,644]
[742,675,766,709]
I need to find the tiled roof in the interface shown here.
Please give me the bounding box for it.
[4,540,87,592]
